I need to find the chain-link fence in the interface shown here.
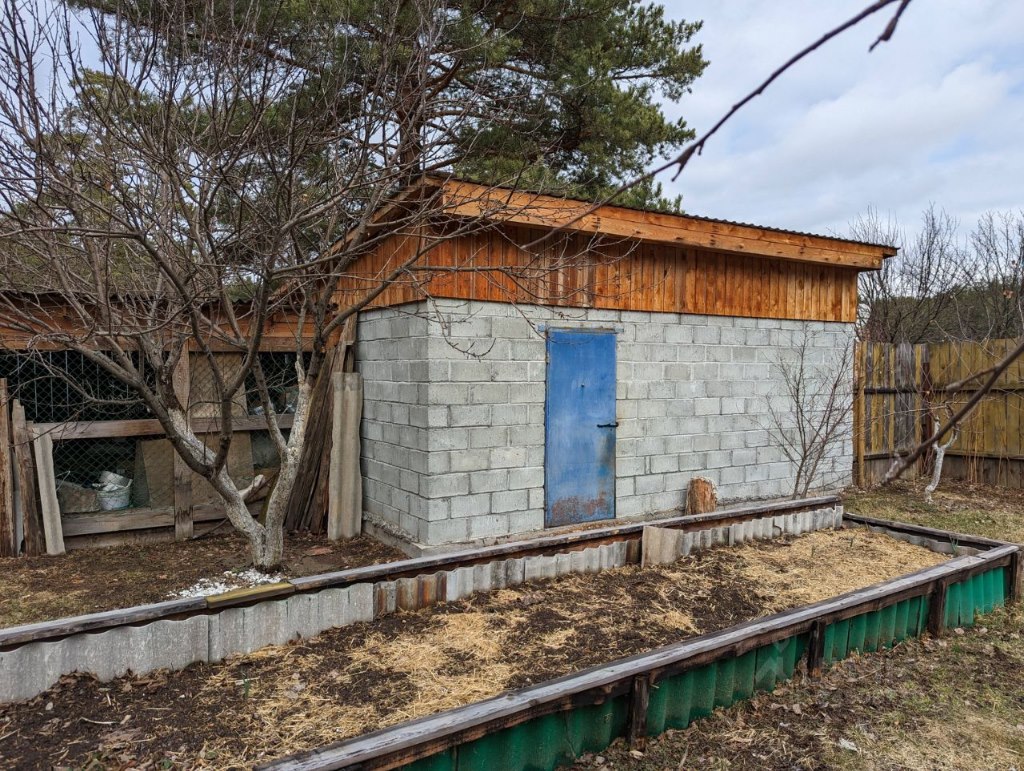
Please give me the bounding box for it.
[2,350,301,517]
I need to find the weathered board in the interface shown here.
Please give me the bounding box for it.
[336,226,864,324]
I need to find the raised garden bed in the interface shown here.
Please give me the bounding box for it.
[0,528,951,768]
[0,531,405,628]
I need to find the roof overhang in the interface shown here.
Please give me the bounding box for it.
[433,178,896,270]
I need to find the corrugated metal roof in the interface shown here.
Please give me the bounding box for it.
[655,209,897,252]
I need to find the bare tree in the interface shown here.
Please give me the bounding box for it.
[763,333,853,498]
[957,211,1024,340]
[0,0,940,566]
[852,205,965,343]
[0,0,621,566]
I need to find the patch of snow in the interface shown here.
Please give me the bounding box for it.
[171,568,283,599]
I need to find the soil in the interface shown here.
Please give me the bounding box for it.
[0,532,405,628]
[0,528,944,769]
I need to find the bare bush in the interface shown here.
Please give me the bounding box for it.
[764,333,853,498]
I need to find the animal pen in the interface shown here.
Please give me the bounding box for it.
[0,318,359,557]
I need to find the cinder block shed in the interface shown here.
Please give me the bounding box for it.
[338,180,895,552]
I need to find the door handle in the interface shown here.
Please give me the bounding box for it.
[597,421,618,428]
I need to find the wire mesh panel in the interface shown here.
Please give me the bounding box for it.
[0,351,152,423]
[4,350,303,521]
[53,435,172,514]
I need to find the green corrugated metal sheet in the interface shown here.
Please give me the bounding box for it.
[645,634,803,738]
[942,567,1005,630]
[403,565,1009,771]
[821,594,928,666]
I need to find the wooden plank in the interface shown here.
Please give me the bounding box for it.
[11,401,43,556]
[626,675,650,750]
[0,380,14,556]
[172,354,193,540]
[293,496,842,593]
[32,414,294,441]
[438,181,892,268]
[328,372,363,540]
[843,513,1009,551]
[31,432,65,555]
[0,596,209,648]
[60,501,233,537]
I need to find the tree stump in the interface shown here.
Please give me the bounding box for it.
[686,477,718,515]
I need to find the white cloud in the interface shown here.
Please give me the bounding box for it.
[656,1,1024,238]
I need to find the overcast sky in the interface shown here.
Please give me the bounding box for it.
[657,1,1024,240]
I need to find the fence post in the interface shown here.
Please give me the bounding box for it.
[626,674,650,750]
[11,400,43,555]
[920,346,934,479]
[927,578,948,637]
[173,353,193,540]
[806,619,827,677]
[0,380,14,556]
[1010,549,1024,603]
[853,342,865,488]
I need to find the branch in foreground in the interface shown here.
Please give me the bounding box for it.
[881,334,1024,484]
[527,0,912,249]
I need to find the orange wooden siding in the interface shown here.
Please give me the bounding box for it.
[335,225,861,323]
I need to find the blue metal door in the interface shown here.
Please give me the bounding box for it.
[544,328,617,527]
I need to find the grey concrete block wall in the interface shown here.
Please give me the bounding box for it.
[356,309,433,543]
[358,300,854,547]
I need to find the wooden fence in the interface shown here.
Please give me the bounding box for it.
[854,339,1024,488]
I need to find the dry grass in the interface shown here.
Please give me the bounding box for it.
[578,606,1024,770]
[845,480,1024,543]
[0,533,404,628]
[567,482,1024,771]
[733,529,947,612]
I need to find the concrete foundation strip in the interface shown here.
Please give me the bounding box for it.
[0,497,956,705]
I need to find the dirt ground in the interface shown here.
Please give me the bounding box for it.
[0,528,943,769]
[0,532,405,628]
[569,481,1024,770]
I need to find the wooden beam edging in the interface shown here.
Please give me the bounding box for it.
[0,497,837,651]
[260,543,1019,771]
[844,512,1013,552]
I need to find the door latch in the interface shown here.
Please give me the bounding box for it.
[597,421,619,428]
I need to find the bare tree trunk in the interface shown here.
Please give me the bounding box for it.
[924,415,959,504]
